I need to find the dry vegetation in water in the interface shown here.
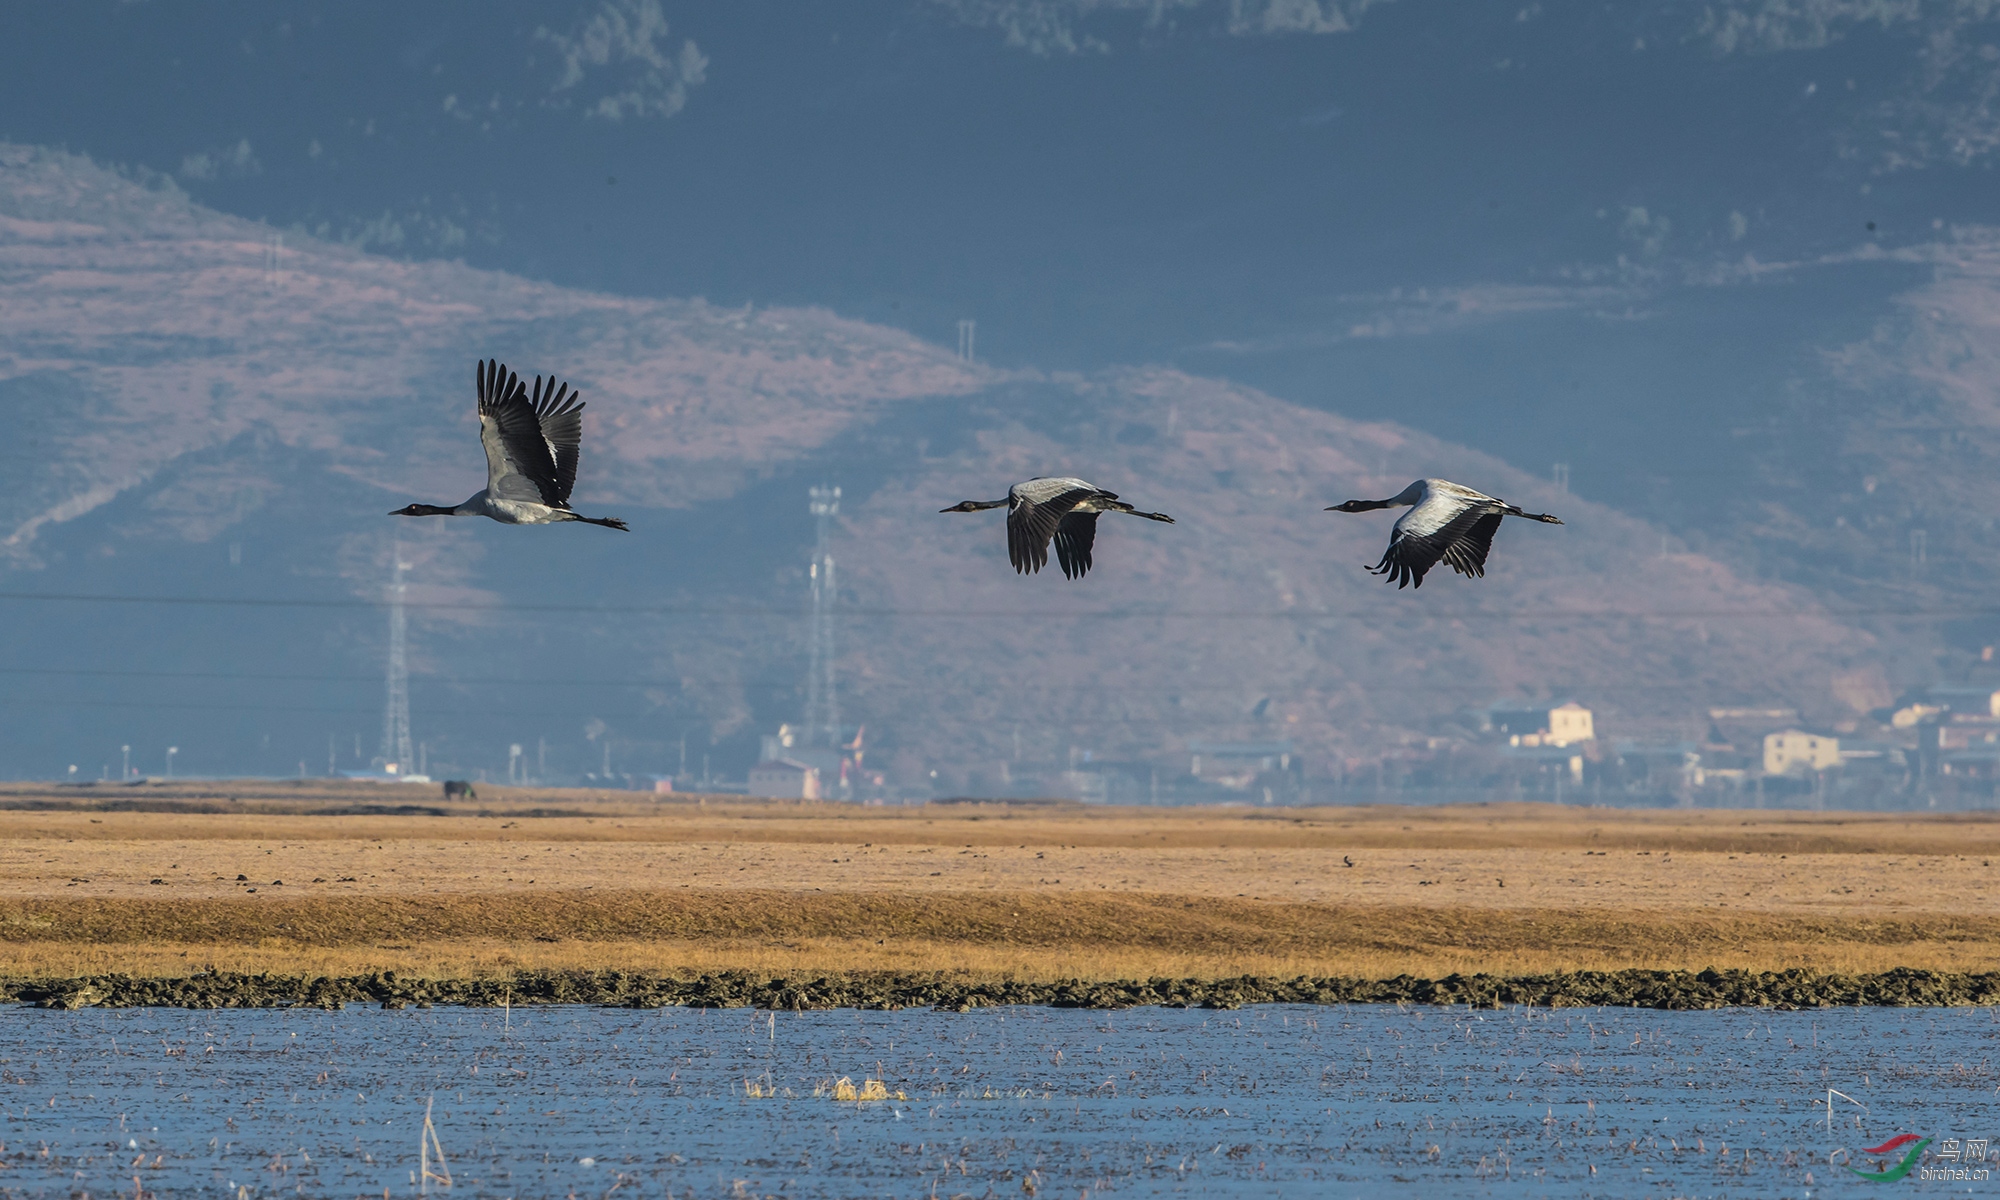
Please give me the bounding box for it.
[1,780,1995,982]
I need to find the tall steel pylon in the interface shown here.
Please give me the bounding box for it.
[379,548,415,772]
[804,486,840,747]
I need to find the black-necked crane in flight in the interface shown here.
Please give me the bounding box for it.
[941,476,1173,579]
[1327,478,1560,589]
[391,359,628,530]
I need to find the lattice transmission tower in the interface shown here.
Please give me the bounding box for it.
[379,549,415,772]
[804,486,841,747]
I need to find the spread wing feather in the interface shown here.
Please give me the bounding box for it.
[528,374,587,506]
[476,359,566,507]
[1370,502,1497,589]
[1052,511,1100,580]
[1439,512,1503,579]
[1007,486,1097,575]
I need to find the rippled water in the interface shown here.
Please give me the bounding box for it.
[2,1002,1995,1197]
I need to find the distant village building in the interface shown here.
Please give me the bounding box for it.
[1699,707,1803,777]
[1836,739,1907,780]
[1924,685,2000,716]
[1915,710,2000,779]
[1505,741,1587,783]
[1709,707,1798,723]
[1187,741,1293,789]
[1484,705,1546,738]
[749,758,821,800]
[1697,727,1754,774]
[1546,702,1595,746]
[1613,740,1702,790]
[1488,702,1595,749]
[1763,730,1839,776]
[756,721,847,796]
[1890,685,2000,727]
[1890,703,1944,729]
[761,724,801,764]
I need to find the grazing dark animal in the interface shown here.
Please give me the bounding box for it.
[442,780,477,800]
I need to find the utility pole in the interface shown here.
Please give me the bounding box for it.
[379,548,415,773]
[956,319,976,362]
[804,486,841,749]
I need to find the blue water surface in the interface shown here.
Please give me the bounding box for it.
[1,1002,1996,1198]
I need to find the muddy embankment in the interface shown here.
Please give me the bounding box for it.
[8,966,2000,1012]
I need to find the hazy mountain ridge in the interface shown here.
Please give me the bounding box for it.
[0,144,1891,781]
[0,144,985,566]
[1718,230,2000,684]
[823,368,1879,778]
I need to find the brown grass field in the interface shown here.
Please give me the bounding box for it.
[1,779,1995,982]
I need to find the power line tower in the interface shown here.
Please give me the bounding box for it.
[379,548,415,773]
[804,486,841,748]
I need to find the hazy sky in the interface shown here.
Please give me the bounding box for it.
[10,0,1999,505]
[10,0,2000,782]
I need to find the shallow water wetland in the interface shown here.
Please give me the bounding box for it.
[2,1003,1994,1198]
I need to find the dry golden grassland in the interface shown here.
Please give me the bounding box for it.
[1,780,1995,981]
